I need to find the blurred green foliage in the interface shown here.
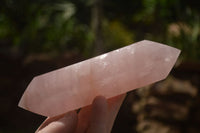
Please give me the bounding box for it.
[0,0,199,60]
[103,21,134,51]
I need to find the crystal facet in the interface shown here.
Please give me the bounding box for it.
[18,40,181,117]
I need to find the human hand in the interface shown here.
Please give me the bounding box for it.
[36,94,126,133]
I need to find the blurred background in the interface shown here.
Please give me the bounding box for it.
[0,0,200,132]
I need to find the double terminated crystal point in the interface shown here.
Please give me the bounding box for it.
[18,40,181,117]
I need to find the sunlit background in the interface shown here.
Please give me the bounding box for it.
[0,0,200,133]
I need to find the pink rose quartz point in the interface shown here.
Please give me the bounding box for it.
[18,40,181,117]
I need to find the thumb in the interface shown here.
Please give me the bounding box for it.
[36,111,78,133]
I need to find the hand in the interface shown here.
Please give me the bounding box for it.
[36,94,126,133]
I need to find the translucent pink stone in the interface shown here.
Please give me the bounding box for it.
[18,40,180,117]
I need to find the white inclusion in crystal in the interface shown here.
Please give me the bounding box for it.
[99,54,108,59]
[102,62,108,68]
[116,49,120,52]
[164,57,170,62]
[130,49,135,54]
[126,46,135,54]
[73,62,81,72]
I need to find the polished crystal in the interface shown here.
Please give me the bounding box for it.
[18,40,180,117]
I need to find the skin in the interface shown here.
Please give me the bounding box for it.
[36,94,126,133]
